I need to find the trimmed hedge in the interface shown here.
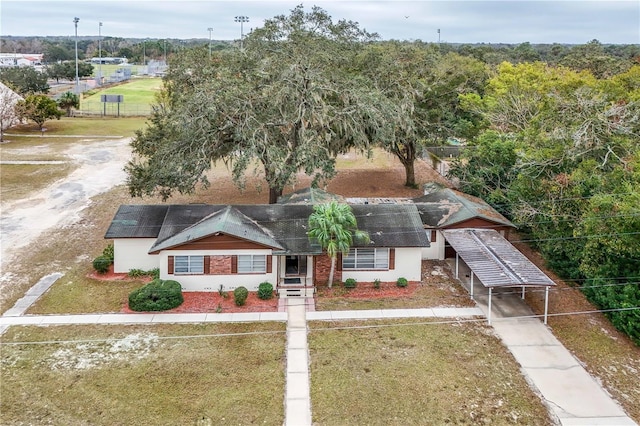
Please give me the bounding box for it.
[234,286,249,306]
[93,255,111,274]
[396,277,408,287]
[258,282,274,300]
[344,278,357,289]
[128,279,184,312]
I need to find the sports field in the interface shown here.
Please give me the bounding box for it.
[80,78,162,116]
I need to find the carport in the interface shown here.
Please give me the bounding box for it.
[442,229,556,325]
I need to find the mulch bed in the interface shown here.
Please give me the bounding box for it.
[121,291,280,314]
[316,281,419,299]
[91,266,421,313]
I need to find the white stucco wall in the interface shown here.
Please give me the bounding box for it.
[421,231,445,260]
[113,238,159,273]
[341,247,423,282]
[160,249,277,292]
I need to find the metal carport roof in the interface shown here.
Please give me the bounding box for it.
[442,229,555,324]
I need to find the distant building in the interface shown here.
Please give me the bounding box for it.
[90,57,128,65]
[0,53,43,67]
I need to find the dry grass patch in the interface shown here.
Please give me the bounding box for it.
[1,163,75,203]
[27,267,143,314]
[309,319,553,425]
[316,260,475,311]
[1,323,286,425]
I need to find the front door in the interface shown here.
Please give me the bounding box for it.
[285,255,307,276]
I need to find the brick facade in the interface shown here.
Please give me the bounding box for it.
[209,255,232,275]
[313,253,342,285]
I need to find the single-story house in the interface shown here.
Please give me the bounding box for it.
[413,184,515,260]
[105,201,429,294]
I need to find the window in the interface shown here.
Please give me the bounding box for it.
[237,254,267,273]
[343,248,389,270]
[426,229,437,242]
[174,255,204,274]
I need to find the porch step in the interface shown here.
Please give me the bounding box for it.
[278,287,315,298]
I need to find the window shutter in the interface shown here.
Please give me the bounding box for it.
[337,253,343,271]
[168,256,174,274]
[431,230,437,243]
[389,249,395,270]
[204,255,210,274]
[231,255,237,273]
[266,255,272,273]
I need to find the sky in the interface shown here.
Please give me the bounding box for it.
[1,0,639,44]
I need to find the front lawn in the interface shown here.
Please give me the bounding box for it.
[1,323,286,425]
[309,319,553,425]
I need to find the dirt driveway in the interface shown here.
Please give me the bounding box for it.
[0,137,132,273]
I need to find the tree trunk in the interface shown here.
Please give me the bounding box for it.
[268,187,283,204]
[403,160,416,188]
[327,255,336,288]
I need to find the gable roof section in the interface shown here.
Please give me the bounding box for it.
[149,206,284,253]
[104,205,169,238]
[413,187,513,229]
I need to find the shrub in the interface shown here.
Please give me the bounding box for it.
[234,286,249,306]
[128,279,184,312]
[127,269,146,278]
[258,282,274,300]
[373,278,381,289]
[127,268,160,279]
[93,255,111,274]
[344,278,357,289]
[396,277,408,287]
[102,243,114,263]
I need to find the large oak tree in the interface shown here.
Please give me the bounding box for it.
[127,5,389,203]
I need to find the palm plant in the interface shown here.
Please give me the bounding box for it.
[308,201,368,288]
[57,91,79,117]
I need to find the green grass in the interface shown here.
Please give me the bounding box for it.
[0,323,286,425]
[80,78,162,114]
[309,320,553,425]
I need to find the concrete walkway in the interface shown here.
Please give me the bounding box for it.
[285,298,312,426]
[455,262,637,426]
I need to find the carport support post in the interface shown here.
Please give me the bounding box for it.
[488,287,492,325]
[470,272,474,300]
[544,286,549,325]
[521,286,525,299]
[455,253,459,279]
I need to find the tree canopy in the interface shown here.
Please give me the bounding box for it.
[127,5,389,203]
[16,94,63,129]
[449,63,640,343]
[0,67,49,95]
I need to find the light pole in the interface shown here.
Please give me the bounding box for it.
[437,28,441,44]
[143,40,146,66]
[98,21,103,86]
[73,17,79,93]
[163,39,167,63]
[234,16,249,50]
[207,27,213,58]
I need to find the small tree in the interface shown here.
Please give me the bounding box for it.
[57,91,79,117]
[16,94,63,130]
[308,201,368,288]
